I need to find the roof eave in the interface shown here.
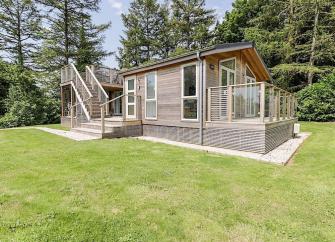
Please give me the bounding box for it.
[119,42,254,76]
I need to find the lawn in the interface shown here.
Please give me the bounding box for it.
[0,122,334,241]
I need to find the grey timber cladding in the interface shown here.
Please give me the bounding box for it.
[203,128,265,153]
[265,122,294,153]
[143,121,295,154]
[143,125,265,153]
[103,125,143,138]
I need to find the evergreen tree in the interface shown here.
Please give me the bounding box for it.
[156,2,174,59]
[0,0,42,69]
[74,13,111,71]
[118,0,165,68]
[171,0,215,50]
[38,0,107,71]
[215,0,335,90]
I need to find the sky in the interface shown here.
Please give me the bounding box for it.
[92,0,234,69]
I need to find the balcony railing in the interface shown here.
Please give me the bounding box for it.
[207,82,297,123]
[90,66,123,86]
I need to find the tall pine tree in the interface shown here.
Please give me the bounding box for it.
[171,0,215,50]
[38,0,110,71]
[118,0,166,68]
[0,0,42,69]
[74,12,111,71]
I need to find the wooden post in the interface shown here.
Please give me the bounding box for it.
[207,88,211,121]
[61,86,64,117]
[283,93,287,119]
[259,82,265,123]
[287,94,291,118]
[269,86,274,122]
[101,106,105,134]
[227,85,233,122]
[70,107,74,128]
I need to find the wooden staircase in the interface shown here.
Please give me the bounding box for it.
[67,64,142,139]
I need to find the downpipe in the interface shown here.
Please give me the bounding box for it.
[197,51,203,145]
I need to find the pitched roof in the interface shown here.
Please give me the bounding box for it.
[118,42,270,80]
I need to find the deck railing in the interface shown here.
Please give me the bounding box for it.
[90,66,123,86]
[207,82,297,123]
[99,94,141,134]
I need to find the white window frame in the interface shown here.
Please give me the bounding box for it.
[219,57,236,86]
[145,71,157,120]
[181,62,199,121]
[125,75,136,119]
[245,63,256,82]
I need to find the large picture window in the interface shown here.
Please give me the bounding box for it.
[145,72,157,119]
[182,63,198,120]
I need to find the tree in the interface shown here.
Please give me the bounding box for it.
[215,0,335,91]
[38,0,106,71]
[118,0,167,69]
[297,73,335,121]
[0,0,42,69]
[74,13,111,71]
[171,0,215,50]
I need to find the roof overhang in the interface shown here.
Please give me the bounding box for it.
[119,42,271,80]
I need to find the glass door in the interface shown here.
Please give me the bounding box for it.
[219,58,236,119]
[125,77,136,119]
[113,91,122,116]
[245,66,256,117]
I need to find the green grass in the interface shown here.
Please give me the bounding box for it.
[0,122,334,241]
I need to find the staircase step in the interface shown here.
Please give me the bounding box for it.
[80,122,122,132]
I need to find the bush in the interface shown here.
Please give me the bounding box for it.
[297,74,335,121]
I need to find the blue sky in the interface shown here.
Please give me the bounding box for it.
[92,0,234,68]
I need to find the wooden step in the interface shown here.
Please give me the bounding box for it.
[80,122,122,132]
[71,127,103,138]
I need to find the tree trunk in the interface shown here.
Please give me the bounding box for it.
[16,6,24,69]
[287,0,294,62]
[308,0,319,85]
[64,0,69,65]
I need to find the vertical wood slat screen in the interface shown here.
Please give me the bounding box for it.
[208,86,228,121]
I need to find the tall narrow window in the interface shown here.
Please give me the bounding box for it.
[182,63,198,120]
[220,58,236,86]
[145,72,157,119]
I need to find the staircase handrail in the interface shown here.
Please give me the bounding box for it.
[86,66,109,100]
[99,94,126,107]
[70,63,93,98]
[70,81,91,122]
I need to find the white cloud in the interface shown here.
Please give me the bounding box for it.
[108,0,123,15]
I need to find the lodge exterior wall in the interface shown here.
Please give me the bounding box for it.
[142,119,296,154]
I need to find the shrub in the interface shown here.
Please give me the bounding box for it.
[297,74,335,121]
